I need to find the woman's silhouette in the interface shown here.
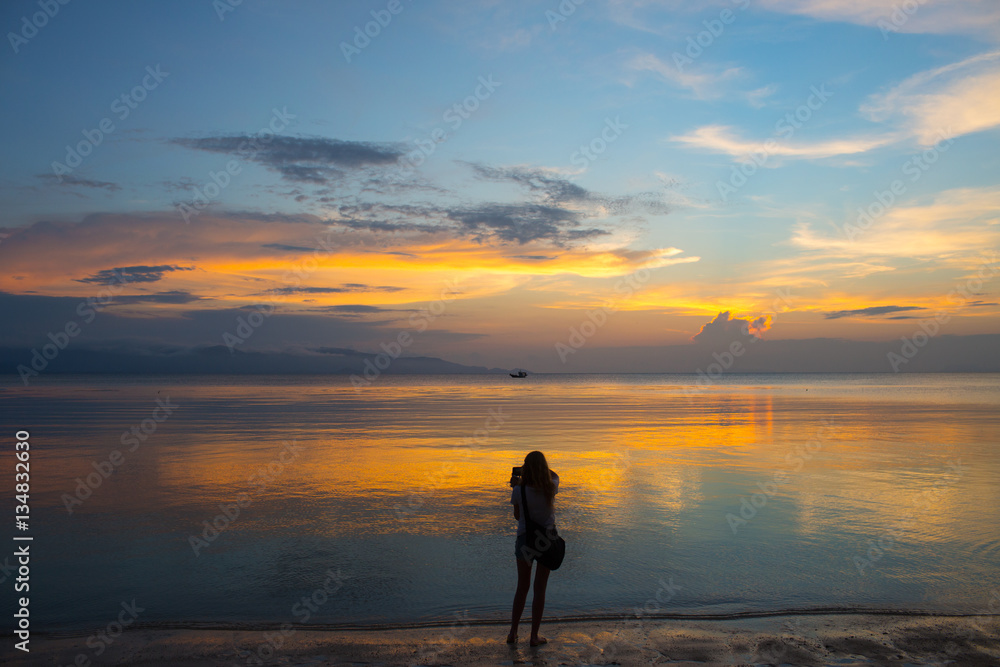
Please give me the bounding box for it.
[507,450,559,646]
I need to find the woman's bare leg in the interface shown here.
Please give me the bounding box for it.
[529,563,551,645]
[508,557,532,642]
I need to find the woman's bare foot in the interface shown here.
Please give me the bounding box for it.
[529,635,547,646]
[506,632,517,644]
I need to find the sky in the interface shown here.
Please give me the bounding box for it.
[1,0,999,374]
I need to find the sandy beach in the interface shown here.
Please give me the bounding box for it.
[9,613,998,666]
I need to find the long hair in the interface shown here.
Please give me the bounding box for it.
[521,450,555,506]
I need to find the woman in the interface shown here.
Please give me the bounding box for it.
[507,450,559,646]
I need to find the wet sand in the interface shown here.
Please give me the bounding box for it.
[9,613,999,666]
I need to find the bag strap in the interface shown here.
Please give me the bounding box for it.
[519,482,542,535]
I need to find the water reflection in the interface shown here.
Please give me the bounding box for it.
[0,374,996,628]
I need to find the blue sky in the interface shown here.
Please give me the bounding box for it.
[1,0,999,372]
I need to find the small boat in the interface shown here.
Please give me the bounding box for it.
[510,370,528,378]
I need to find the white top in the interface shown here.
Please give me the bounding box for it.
[511,472,559,536]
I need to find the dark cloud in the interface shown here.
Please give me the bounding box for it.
[510,254,557,261]
[262,284,406,296]
[445,203,608,245]
[825,305,927,320]
[261,243,318,252]
[108,291,203,305]
[76,265,194,285]
[326,305,386,313]
[692,311,770,346]
[37,174,122,192]
[469,164,590,203]
[334,198,610,245]
[468,163,671,216]
[171,135,404,184]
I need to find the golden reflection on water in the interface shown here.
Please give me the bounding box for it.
[16,378,996,550]
[5,374,999,623]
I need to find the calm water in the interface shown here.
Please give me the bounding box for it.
[1,373,998,630]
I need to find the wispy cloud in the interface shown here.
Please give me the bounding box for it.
[756,0,1000,41]
[626,53,743,99]
[672,50,1000,160]
[37,174,122,192]
[671,124,896,160]
[791,186,1000,260]
[824,305,926,319]
[861,50,1000,145]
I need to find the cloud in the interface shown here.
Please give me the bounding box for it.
[76,265,194,285]
[627,53,743,99]
[469,163,591,203]
[263,284,406,295]
[262,243,318,252]
[318,304,415,315]
[791,186,1000,260]
[172,135,405,184]
[691,311,771,345]
[756,0,1000,41]
[824,305,926,319]
[109,291,204,305]
[467,163,672,217]
[671,124,896,160]
[445,203,608,245]
[673,50,1000,161]
[37,174,122,192]
[746,84,779,109]
[861,50,1000,145]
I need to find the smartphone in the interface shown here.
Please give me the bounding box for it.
[511,466,522,477]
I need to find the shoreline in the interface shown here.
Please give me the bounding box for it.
[9,612,999,666]
[29,607,1000,636]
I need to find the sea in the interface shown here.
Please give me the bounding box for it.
[1,373,998,631]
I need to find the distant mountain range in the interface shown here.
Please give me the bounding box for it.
[3,331,1000,382]
[1,345,509,383]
